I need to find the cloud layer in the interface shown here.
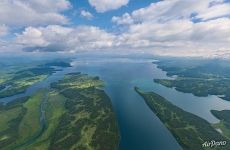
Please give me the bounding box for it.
[112,0,230,57]
[1,0,230,58]
[0,0,70,27]
[16,25,116,52]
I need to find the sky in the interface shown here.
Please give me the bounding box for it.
[0,0,230,58]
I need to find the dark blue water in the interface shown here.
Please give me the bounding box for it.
[71,57,230,150]
[71,59,181,150]
[1,56,230,150]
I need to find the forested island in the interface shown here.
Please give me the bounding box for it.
[135,87,230,150]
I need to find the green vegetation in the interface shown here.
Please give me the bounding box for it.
[50,73,119,150]
[135,87,230,150]
[0,97,28,149]
[155,58,230,78]
[154,78,230,101]
[0,90,47,150]
[15,90,45,146]
[155,59,230,101]
[211,110,230,139]
[21,91,67,150]
[0,72,119,150]
[0,68,51,98]
[0,61,71,98]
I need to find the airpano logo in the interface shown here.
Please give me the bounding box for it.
[202,140,227,148]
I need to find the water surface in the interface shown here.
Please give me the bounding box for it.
[1,56,230,150]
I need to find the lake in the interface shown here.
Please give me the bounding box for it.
[1,55,230,150]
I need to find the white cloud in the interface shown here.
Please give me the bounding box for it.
[0,25,8,37]
[0,0,71,27]
[191,18,230,43]
[88,0,129,13]
[16,25,116,52]
[116,17,230,56]
[112,13,133,25]
[196,3,230,20]
[16,27,49,47]
[110,0,230,57]
[80,10,94,19]
[2,0,230,58]
[113,0,230,24]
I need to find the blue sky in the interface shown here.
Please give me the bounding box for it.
[0,0,230,58]
[66,0,159,29]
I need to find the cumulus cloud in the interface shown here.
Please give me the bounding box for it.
[2,0,230,58]
[80,10,94,19]
[196,3,230,20]
[16,27,48,46]
[0,0,71,27]
[88,0,129,13]
[112,13,134,25]
[16,25,116,52]
[14,0,230,58]
[111,0,230,57]
[113,0,230,24]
